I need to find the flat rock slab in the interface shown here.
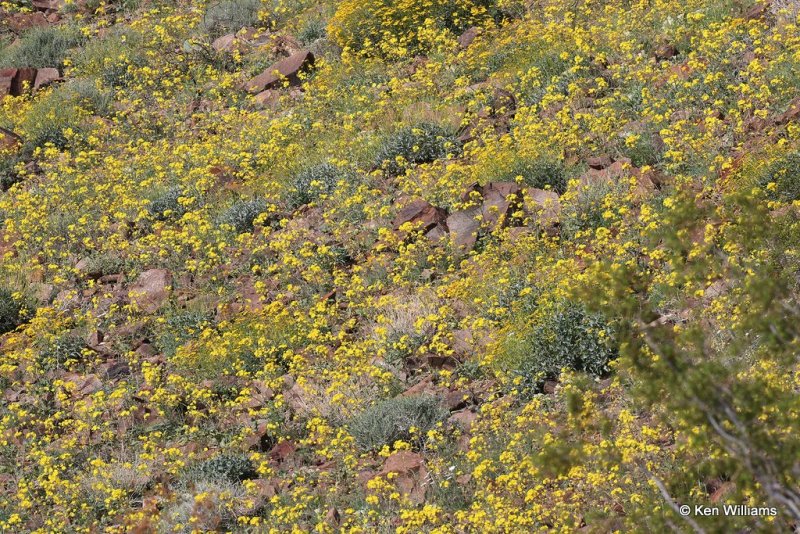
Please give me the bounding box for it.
[245,50,315,93]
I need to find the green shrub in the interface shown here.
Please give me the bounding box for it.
[298,18,327,45]
[202,0,263,39]
[193,453,257,483]
[38,334,86,371]
[0,288,24,335]
[760,151,800,202]
[491,157,567,193]
[288,162,351,208]
[22,79,113,150]
[560,178,626,239]
[218,197,268,233]
[0,155,23,192]
[495,300,616,392]
[375,123,461,176]
[349,394,447,451]
[148,186,186,221]
[71,29,146,88]
[155,309,211,358]
[0,25,82,68]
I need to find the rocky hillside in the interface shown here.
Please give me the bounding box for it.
[1,0,800,531]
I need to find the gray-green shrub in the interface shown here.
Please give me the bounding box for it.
[349,394,447,451]
[0,25,82,68]
[192,453,257,483]
[375,123,461,176]
[496,300,617,392]
[219,197,268,233]
[288,162,352,208]
[201,0,263,39]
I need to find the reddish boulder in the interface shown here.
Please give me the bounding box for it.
[129,269,172,313]
[212,33,237,53]
[654,43,678,61]
[480,181,523,228]
[31,0,63,11]
[6,12,48,33]
[245,50,315,93]
[11,68,36,96]
[587,155,613,170]
[0,127,22,151]
[524,188,561,227]
[392,199,447,232]
[0,68,16,96]
[33,67,61,91]
[379,451,428,504]
[446,205,481,251]
[457,27,480,49]
[745,2,770,20]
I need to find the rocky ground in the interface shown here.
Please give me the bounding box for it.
[1,0,800,532]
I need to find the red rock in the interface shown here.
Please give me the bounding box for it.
[0,68,16,97]
[269,440,296,463]
[543,380,558,394]
[446,205,481,251]
[379,451,428,504]
[245,50,315,93]
[392,199,447,232]
[525,188,561,227]
[481,181,523,228]
[11,67,36,96]
[457,27,480,48]
[33,67,61,91]
[745,2,769,20]
[654,43,678,61]
[129,269,172,313]
[31,0,63,11]
[324,507,341,527]
[0,127,22,151]
[587,155,613,170]
[445,390,469,411]
[6,12,48,32]
[134,343,158,358]
[776,97,800,126]
[65,373,102,397]
[579,157,632,187]
[449,410,477,431]
[212,33,236,52]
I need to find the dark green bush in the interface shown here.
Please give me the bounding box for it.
[375,123,461,176]
[202,0,263,39]
[496,300,617,392]
[288,162,351,208]
[0,289,24,335]
[349,394,447,451]
[193,453,257,483]
[219,197,268,233]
